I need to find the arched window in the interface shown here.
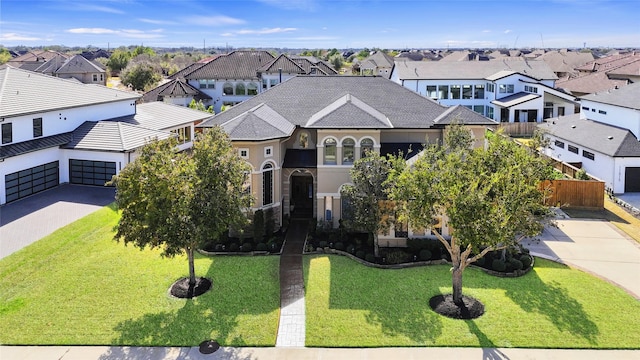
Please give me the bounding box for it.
[342,138,355,164]
[360,138,374,158]
[323,138,337,165]
[262,163,273,206]
[247,82,258,95]
[223,82,233,96]
[235,82,246,95]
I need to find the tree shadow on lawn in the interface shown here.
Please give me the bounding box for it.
[110,255,279,347]
[504,265,600,345]
[325,256,443,344]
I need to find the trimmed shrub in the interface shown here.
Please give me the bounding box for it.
[256,243,268,251]
[386,250,410,265]
[214,243,224,252]
[241,243,253,252]
[365,253,375,263]
[253,210,265,244]
[355,250,365,259]
[318,240,328,248]
[347,245,356,254]
[265,208,275,237]
[492,259,506,272]
[334,242,345,251]
[475,256,486,266]
[269,242,279,252]
[510,258,524,271]
[229,243,240,252]
[520,254,532,268]
[419,249,432,261]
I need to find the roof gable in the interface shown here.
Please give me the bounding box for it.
[259,54,306,74]
[56,55,104,74]
[185,50,275,80]
[221,103,295,141]
[306,93,392,128]
[580,82,640,110]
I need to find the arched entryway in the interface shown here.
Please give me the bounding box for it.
[290,171,314,219]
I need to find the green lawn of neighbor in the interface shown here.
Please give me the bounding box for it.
[304,254,640,348]
[0,205,280,346]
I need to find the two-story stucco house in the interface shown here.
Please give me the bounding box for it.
[143,51,338,113]
[0,67,213,204]
[390,60,578,125]
[197,76,498,242]
[539,82,640,194]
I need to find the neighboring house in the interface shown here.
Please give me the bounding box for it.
[537,50,594,79]
[40,54,107,85]
[390,60,577,123]
[0,67,213,204]
[141,78,212,106]
[148,50,337,113]
[197,76,497,241]
[539,82,640,194]
[556,52,640,96]
[355,51,396,78]
[5,50,66,71]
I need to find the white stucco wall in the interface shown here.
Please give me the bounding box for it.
[580,100,640,140]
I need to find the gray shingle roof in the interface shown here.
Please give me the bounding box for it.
[393,60,558,81]
[220,103,295,141]
[538,114,640,157]
[199,76,497,139]
[0,66,140,118]
[579,81,640,110]
[141,78,212,103]
[185,51,275,80]
[55,54,104,74]
[64,121,173,152]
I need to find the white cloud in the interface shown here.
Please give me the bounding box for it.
[66,27,164,39]
[188,15,245,26]
[0,32,42,41]
[67,28,118,34]
[482,30,491,33]
[504,29,513,34]
[235,27,297,35]
[75,4,125,14]
[138,18,177,25]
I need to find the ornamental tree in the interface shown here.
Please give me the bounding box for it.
[392,124,554,308]
[110,126,252,296]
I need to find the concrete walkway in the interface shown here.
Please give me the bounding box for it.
[524,213,640,299]
[0,184,115,260]
[275,219,307,347]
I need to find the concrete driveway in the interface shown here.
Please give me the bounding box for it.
[0,184,115,260]
[525,215,640,299]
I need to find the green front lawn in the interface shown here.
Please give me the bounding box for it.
[0,205,280,346]
[304,254,640,348]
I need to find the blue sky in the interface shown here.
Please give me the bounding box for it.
[1,0,638,49]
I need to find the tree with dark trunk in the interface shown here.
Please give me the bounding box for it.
[392,124,554,311]
[109,126,252,297]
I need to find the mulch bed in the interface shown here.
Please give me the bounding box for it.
[429,294,485,319]
[169,277,212,299]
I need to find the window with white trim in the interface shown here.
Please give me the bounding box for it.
[554,140,565,149]
[568,145,578,154]
[262,163,273,206]
[223,82,233,95]
[2,123,12,144]
[582,150,595,160]
[239,148,249,159]
[499,84,514,93]
[324,138,337,165]
[264,146,273,157]
[235,82,246,95]
[342,138,355,164]
[486,83,495,92]
[360,138,374,158]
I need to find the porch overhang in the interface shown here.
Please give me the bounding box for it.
[491,92,540,108]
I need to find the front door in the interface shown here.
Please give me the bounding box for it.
[291,174,313,218]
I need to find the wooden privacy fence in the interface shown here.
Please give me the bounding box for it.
[540,179,604,210]
[498,122,539,137]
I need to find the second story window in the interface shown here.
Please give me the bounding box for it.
[324,138,337,165]
[342,138,355,165]
[499,84,514,93]
[223,82,233,95]
[247,82,258,95]
[2,123,12,144]
[360,138,374,158]
[235,82,246,95]
[33,118,43,138]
